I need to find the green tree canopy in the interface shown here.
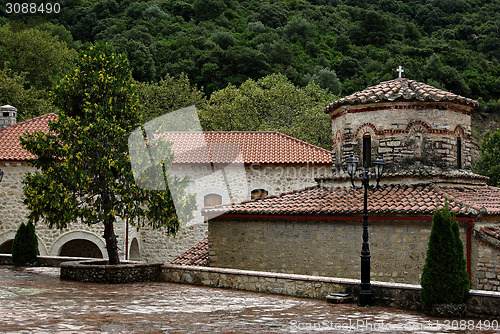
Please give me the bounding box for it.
[136,73,207,123]
[21,42,195,265]
[0,24,77,90]
[473,128,500,187]
[0,67,56,121]
[199,73,336,149]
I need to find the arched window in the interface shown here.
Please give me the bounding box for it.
[363,135,371,167]
[457,138,462,169]
[204,193,222,207]
[251,189,268,200]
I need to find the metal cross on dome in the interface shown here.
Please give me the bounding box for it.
[396,66,404,78]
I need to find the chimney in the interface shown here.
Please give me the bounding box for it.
[0,105,17,129]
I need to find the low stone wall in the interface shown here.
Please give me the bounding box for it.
[160,264,500,319]
[60,260,163,283]
[0,253,96,266]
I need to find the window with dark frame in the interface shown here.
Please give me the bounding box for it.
[457,138,462,169]
[363,135,371,167]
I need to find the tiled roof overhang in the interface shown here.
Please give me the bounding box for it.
[1,117,332,166]
[203,184,500,219]
[0,113,57,161]
[324,78,478,115]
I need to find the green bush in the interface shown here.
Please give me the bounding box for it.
[420,203,469,305]
[12,222,39,266]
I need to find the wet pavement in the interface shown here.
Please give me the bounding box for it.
[0,266,499,333]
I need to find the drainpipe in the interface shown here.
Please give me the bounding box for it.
[125,217,129,260]
[466,220,474,286]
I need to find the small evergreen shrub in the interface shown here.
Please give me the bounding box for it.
[420,203,470,305]
[12,222,39,266]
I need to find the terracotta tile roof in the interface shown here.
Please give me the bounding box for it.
[171,238,209,266]
[325,78,478,114]
[158,131,332,165]
[480,226,500,241]
[203,184,500,218]
[0,113,57,161]
[1,116,331,165]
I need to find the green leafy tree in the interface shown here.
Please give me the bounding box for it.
[200,73,335,149]
[12,222,39,266]
[420,203,469,305]
[21,43,195,265]
[0,67,56,121]
[473,128,500,187]
[136,73,207,123]
[0,24,77,90]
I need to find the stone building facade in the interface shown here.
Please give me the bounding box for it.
[204,78,500,290]
[0,109,332,263]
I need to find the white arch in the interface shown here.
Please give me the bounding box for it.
[50,231,108,258]
[129,237,141,261]
[0,229,48,256]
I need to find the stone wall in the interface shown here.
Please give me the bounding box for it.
[208,216,469,285]
[160,264,500,318]
[1,160,330,263]
[472,228,500,291]
[331,102,474,173]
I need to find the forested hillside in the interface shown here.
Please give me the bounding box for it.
[1,0,499,141]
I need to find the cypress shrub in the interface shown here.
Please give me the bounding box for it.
[12,222,39,266]
[420,203,469,305]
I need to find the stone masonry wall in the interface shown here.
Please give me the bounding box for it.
[208,216,469,285]
[331,102,473,173]
[473,234,500,291]
[1,161,330,263]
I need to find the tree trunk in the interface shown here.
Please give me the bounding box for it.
[104,220,120,265]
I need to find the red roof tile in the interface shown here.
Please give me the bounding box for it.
[158,131,332,165]
[480,226,500,241]
[171,238,209,266]
[1,116,332,165]
[325,78,478,114]
[203,184,500,218]
[0,113,57,161]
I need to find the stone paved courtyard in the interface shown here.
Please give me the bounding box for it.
[0,266,498,333]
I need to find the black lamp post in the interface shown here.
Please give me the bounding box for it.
[346,155,385,306]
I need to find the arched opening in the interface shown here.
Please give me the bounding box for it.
[59,239,103,258]
[0,240,13,254]
[204,193,222,207]
[129,238,140,261]
[251,188,269,200]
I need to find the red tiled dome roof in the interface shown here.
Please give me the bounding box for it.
[203,184,500,218]
[325,78,478,114]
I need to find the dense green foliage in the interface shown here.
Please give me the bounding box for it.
[12,222,39,266]
[1,0,499,105]
[1,0,499,177]
[473,128,500,186]
[20,43,195,264]
[420,203,469,305]
[200,73,335,149]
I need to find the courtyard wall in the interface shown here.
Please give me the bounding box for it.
[208,215,469,285]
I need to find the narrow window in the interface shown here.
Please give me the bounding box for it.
[204,193,222,207]
[457,138,462,169]
[251,189,268,200]
[363,135,371,167]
